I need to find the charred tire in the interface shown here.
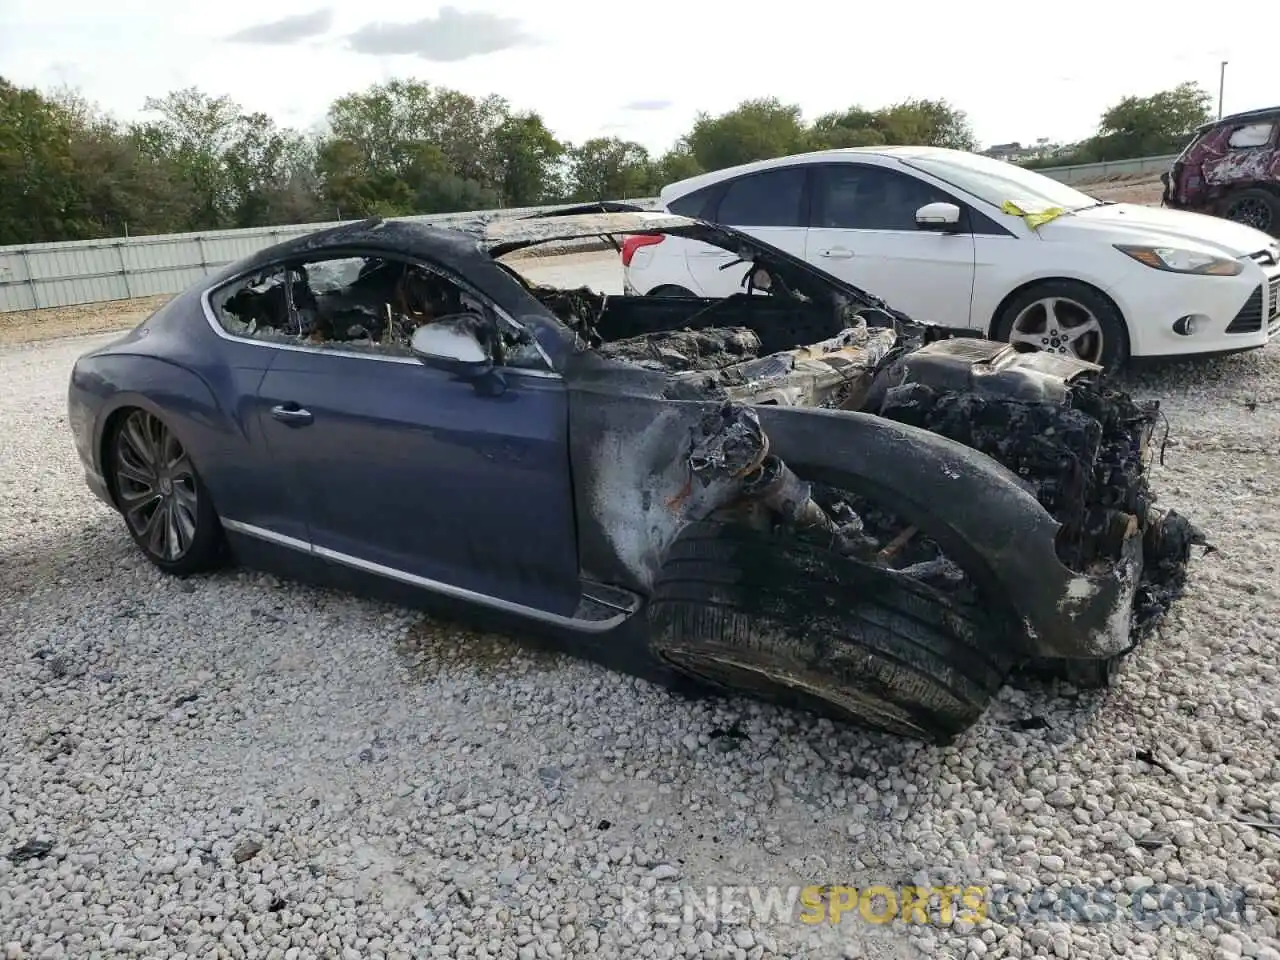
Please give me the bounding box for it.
[1220,188,1280,235]
[646,284,698,298]
[108,408,226,577]
[992,279,1130,372]
[647,520,1015,743]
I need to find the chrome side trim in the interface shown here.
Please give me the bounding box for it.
[220,518,630,633]
[222,518,311,553]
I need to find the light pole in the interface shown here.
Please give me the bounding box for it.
[1219,61,1227,119]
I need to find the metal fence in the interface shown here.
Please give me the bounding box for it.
[0,200,661,314]
[0,150,1182,314]
[1033,153,1179,184]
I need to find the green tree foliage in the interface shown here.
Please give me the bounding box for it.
[1088,81,1213,161]
[493,112,566,206]
[1023,82,1214,168]
[0,72,1201,246]
[0,78,81,244]
[807,100,976,151]
[566,138,655,201]
[686,98,811,172]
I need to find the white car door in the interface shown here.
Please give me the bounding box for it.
[682,165,810,298]
[803,162,978,329]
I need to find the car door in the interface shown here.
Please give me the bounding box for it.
[254,253,583,619]
[685,165,810,297]
[804,162,978,329]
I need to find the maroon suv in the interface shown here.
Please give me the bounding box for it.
[1162,107,1280,236]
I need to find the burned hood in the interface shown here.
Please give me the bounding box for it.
[473,210,916,322]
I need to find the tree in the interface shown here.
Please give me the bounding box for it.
[318,79,548,214]
[565,138,655,201]
[809,108,887,150]
[6,71,1210,246]
[1088,82,1212,161]
[492,112,566,206]
[685,98,810,172]
[808,100,975,151]
[0,77,81,244]
[875,99,977,150]
[651,142,703,189]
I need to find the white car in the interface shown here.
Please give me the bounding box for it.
[621,146,1280,369]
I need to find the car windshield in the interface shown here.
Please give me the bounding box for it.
[900,152,1101,213]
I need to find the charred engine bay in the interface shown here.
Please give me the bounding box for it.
[537,283,1203,646]
[875,376,1204,637]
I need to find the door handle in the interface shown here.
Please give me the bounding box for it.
[818,248,855,259]
[270,403,313,425]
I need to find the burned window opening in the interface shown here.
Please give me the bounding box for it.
[212,255,544,367]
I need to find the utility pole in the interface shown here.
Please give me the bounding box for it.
[1219,61,1228,119]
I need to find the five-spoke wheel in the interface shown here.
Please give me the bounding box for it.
[1008,296,1105,364]
[994,279,1129,371]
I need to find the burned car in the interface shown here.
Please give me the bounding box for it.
[1162,106,1280,234]
[66,211,1202,742]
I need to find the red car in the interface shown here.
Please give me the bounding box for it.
[1162,107,1280,235]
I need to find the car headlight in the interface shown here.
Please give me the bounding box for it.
[1115,244,1243,276]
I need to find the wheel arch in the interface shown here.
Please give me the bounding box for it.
[1215,180,1280,203]
[752,405,1144,662]
[91,358,229,513]
[646,284,698,298]
[986,275,1129,342]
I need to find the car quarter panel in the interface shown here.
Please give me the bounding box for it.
[70,291,297,541]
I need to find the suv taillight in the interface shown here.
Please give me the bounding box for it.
[621,234,664,267]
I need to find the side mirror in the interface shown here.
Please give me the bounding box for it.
[747,266,774,292]
[410,314,495,378]
[915,202,962,232]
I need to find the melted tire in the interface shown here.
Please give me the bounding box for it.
[648,520,1014,743]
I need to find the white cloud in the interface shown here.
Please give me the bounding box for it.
[0,0,1258,157]
[224,8,334,45]
[345,7,532,61]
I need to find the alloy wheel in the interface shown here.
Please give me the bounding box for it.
[1008,296,1105,364]
[1226,196,1273,233]
[114,411,200,562]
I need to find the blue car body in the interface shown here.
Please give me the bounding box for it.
[66,211,1198,741]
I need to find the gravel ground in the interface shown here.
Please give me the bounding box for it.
[2,251,1279,959]
[1079,175,1165,207]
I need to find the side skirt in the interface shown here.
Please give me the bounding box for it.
[219,518,642,634]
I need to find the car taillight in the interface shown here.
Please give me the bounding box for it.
[621,234,664,267]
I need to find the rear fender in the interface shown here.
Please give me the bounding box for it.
[79,354,245,515]
[754,405,1141,661]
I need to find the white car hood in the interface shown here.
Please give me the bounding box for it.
[1038,202,1277,257]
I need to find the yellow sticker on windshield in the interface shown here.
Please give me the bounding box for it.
[1001,201,1067,229]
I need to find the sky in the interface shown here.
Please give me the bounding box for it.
[0,0,1269,156]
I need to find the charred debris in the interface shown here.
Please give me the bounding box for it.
[533,280,1205,645]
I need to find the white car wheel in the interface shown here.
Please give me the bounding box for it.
[995,280,1130,371]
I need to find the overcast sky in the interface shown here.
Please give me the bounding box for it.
[0,0,1265,155]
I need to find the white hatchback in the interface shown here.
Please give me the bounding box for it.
[621,146,1280,369]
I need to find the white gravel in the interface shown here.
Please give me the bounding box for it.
[2,262,1279,959]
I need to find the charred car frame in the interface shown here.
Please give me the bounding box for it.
[67,210,1203,742]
